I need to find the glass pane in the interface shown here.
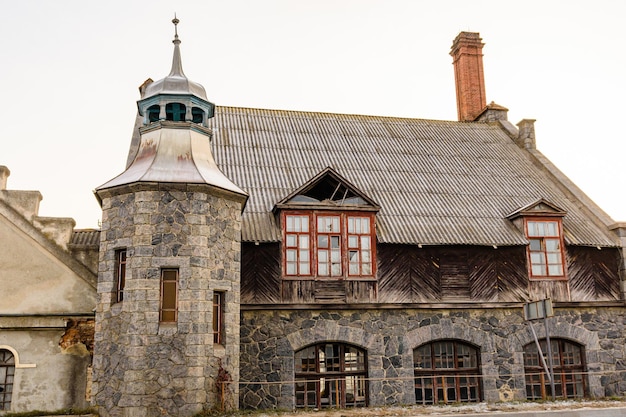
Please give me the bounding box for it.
[362,263,371,275]
[162,281,177,309]
[362,250,371,262]
[548,264,563,276]
[547,253,561,263]
[331,236,340,249]
[300,249,309,261]
[361,236,370,249]
[349,263,359,275]
[545,239,560,250]
[286,234,297,247]
[299,235,309,249]
[286,216,294,231]
[286,249,296,261]
[299,262,310,275]
[529,239,542,251]
[532,264,546,276]
[318,235,329,248]
[318,263,328,276]
[530,253,545,264]
[286,263,296,275]
[331,263,342,276]
[545,222,558,236]
[318,250,328,262]
[331,249,341,262]
[348,235,358,248]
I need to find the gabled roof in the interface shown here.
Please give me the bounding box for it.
[506,198,567,219]
[275,166,380,211]
[208,106,618,247]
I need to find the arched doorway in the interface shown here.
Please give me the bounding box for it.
[0,349,15,410]
[294,343,367,408]
[413,340,482,404]
[524,338,587,399]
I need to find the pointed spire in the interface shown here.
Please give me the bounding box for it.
[169,14,184,77]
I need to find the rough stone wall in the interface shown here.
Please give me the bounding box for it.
[93,185,242,417]
[240,306,626,409]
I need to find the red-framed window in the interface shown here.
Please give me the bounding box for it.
[524,339,587,400]
[525,219,566,279]
[283,211,375,278]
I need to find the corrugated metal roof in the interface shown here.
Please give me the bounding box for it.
[209,106,618,247]
[70,229,101,247]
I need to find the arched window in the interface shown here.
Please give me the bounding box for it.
[165,103,186,122]
[147,105,160,122]
[413,340,481,404]
[191,107,205,124]
[0,349,15,410]
[524,339,587,400]
[295,343,367,408]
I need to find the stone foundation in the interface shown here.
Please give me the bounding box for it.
[240,306,626,409]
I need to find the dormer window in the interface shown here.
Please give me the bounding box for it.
[166,103,186,121]
[508,199,567,280]
[278,168,379,280]
[526,219,565,278]
[147,105,160,122]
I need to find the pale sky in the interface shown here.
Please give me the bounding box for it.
[1,0,624,228]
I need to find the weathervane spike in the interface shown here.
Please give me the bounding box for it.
[172,14,180,44]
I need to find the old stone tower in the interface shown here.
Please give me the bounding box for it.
[92,18,247,417]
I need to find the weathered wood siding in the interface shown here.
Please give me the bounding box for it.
[567,246,621,301]
[241,243,621,304]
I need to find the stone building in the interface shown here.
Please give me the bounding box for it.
[0,166,97,413]
[1,22,625,416]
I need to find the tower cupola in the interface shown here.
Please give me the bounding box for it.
[138,16,214,126]
[96,17,246,199]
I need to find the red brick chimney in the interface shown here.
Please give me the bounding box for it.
[450,32,487,122]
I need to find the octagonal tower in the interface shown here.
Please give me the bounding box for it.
[92,17,247,417]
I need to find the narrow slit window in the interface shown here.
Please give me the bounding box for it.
[160,268,178,322]
[213,291,225,344]
[114,249,127,303]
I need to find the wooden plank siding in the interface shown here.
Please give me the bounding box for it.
[567,246,621,301]
[241,243,621,305]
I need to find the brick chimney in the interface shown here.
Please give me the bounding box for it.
[450,32,487,122]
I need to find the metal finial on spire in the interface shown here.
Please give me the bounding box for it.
[172,14,180,45]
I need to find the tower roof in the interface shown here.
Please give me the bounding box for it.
[142,16,208,100]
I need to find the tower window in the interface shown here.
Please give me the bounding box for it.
[160,268,178,322]
[114,249,127,303]
[165,103,186,122]
[192,107,205,124]
[213,291,225,344]
[147,105,160,122]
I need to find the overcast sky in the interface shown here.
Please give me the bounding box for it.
[1,0,624,228]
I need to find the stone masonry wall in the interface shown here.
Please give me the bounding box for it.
[240,306,626,409]
[93,184,243,417]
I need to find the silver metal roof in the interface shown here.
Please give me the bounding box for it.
[96,122,247,197]
[142,19,207,101]
[208,106,618,247]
